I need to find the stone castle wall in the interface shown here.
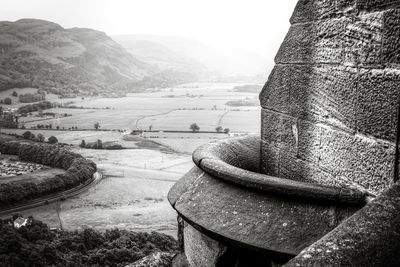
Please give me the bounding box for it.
[260,0,400,195]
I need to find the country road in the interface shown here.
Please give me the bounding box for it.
[0,172,102,217]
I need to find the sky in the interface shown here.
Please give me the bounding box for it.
[0,0,296,58]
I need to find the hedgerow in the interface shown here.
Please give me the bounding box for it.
[0,141,96,207]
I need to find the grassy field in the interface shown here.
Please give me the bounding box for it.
[1,82,262,236]
[15,82,261,133]
[5,146,192,237]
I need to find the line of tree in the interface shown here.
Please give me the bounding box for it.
[22,131,58,144]
[0,140,96,207]
[18,101,54,114]
[215,126,230,134]
[190,123,230,133]
[79,139,123,150]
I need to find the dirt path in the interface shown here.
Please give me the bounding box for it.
[133,109,178,130]
[217,110,230,127]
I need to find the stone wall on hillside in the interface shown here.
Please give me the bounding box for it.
[260,0,400,196]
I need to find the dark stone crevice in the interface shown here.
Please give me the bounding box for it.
[393,96,400,182]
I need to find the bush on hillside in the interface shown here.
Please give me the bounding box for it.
[0,216,178,267]
[47,136,58,144]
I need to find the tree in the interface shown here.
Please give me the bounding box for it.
[190,123,200,132]
[94,122,100,130]
[37,133,45,142]
[95,139,103,149]
[4,98,12,105]
[48,136,58,144]
[79,140,86,148]
[224,128,230,134]
[23,131,34,140]
[12,91,18,97]
[215,126,223,133]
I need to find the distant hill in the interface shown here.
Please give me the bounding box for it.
[0,19,194,95]
[113,34,269,77]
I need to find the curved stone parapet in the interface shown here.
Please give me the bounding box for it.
[192,136,369,204]
[169,136,367,265]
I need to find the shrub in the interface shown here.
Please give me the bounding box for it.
[79,140,86,148]
[37,133,45,142]
[4,97,12,105]
[190,123,200,132]
[0,216,177,267]
[47,136,58,144]
[95,139,103,149]
[22,131,33,140]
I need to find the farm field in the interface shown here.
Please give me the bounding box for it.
[1,82,262,237]
[16,82,261,133]
[3,145,192,237]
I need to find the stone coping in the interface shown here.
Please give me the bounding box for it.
[192,136,369,205]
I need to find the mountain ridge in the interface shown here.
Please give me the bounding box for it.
[0,19,192,95]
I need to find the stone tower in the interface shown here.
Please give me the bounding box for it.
[169,1,400,266]
[261,0,400,196]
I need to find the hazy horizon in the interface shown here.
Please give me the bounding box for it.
[0,0,296,62]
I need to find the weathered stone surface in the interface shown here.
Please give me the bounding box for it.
[170,0,400,265]
[278,15,385,66]
[284,182,400,267]
[125,252,174,267]
[261,65,358,131]
[183,224,226,267]
[172,166,363,256]
[290,0,337,24]
[318,127,395,194]
[383,9,400,65]
[357,0,400,12]
[343,12,383,65]
[261,1,400,196]
[355,69,400,141]
[261,109,396,194]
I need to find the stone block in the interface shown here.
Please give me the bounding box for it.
[279,152,338,185]
[260,65,358,131]
[261,109,283,145]
[355,69,400,142]
[343,12,384,66]
[290,0,336,24]
[382,9,400,65]
[276,20,346,64]
[259,66,291,114]
[275,22,317,64]
[318,126,395,194]
[297,120,322,165]
[184,224,226,267]
[356,0,400,11]
[260,140,280,177]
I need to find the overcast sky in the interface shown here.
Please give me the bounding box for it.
[0,0,296,58]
